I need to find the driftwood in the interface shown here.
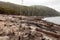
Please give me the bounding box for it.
[0,14,60,40]
[20,19,60,40]
[36,28,60,38]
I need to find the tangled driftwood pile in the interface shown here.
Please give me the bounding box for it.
[0,14,60,40]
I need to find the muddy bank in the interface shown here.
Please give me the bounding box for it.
[0,14,60,40]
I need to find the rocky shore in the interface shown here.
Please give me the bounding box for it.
[0,14,60,40]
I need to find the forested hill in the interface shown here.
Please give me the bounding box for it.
[0,1,60,16]
[30,5,60,16]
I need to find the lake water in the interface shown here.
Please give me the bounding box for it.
[43,16,60,24]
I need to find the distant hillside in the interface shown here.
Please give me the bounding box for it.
[30,5,60,16]
[0,1,60,16]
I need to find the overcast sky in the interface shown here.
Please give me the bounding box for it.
[0,0,60,12]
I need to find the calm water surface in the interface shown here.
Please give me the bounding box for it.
[43,16,60,24]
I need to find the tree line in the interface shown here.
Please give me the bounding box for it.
[0,1,60,16]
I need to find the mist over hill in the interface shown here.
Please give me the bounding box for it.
[0,1,60,16]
